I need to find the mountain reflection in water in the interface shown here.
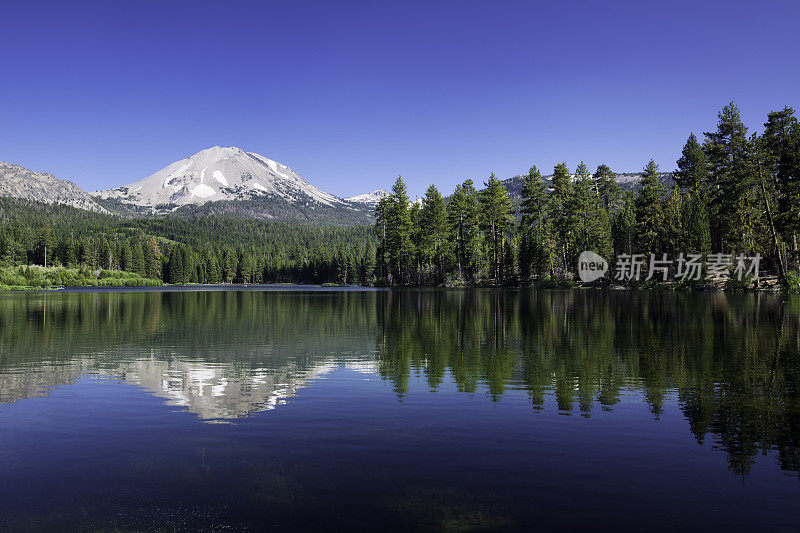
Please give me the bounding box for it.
[2,289,798,476]
[0,288,799,531]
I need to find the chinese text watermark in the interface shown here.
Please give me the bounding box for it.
[578,252,761,283]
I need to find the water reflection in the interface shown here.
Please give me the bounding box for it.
[1,289,799,478]
[0,291,380,420]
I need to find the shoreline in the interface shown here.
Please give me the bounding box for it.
[0,283,385,293]
[0,282,793,294]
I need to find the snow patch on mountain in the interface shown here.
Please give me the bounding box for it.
[191,183,216,198]
[212,170,228,187]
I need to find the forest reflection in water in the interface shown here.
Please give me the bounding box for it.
[1,288,799,481]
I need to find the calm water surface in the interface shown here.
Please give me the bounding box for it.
[1,288,799,531]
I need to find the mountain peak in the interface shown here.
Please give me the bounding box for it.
[92,147,342,210]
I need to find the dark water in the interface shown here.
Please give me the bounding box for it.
[1,288,799,532]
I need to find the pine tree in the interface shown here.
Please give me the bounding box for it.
[82,238,99,270]
[223,246,237,283]
[519,166,550,280]
[550,162,576,274]
[121,241,133,272]
[635,159,666,256]
[145,236,162,279]
[131,242,146,276]
[479,173,514,283]
[613,190,637,256]
[35,226,55,268]
[675,133,708,190]
[166,247,184,284]
[675,133,712,254]
[386,176,413,284]
[762,106,800,265]
[704,102,759,252]
[447,179,482,281]
[373,196,391,284]
[237,250,254,283]
[593,164,621,211]
[420,184,448,283]
[572,162,609,258]
[663,185,685,254]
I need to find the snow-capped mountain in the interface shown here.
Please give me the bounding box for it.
[0,161,107,213]
[92,146,343,210]
[344,189,389,206]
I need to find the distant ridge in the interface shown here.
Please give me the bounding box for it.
[344,189,389,206]
[501,170,674,196]
[0,161,107,213]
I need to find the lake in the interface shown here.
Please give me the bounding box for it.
[1,288,799,531]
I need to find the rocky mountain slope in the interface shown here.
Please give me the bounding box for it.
[0,161,108,213]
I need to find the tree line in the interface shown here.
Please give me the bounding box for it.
[374,103,800,287]
[0,200,377,285]
[1,102,797,288]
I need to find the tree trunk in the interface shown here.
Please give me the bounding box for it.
[758,169,785,281]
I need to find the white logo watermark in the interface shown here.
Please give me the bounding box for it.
[578,251,609,282]
[577,252,761,283]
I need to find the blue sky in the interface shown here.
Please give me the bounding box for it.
[1,0,798,197]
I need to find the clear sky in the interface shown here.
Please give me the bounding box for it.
[1,0,798,197]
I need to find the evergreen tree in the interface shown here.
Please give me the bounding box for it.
[386,176,414,284]
[635,159,666,256]
[420,184,448,283]
[571,162,611,259]
[550,162,576,274]
[613,190,637,256]
[594,164,621,211]
[145,237,162,279]
[673,133,708,253]
[409,200,423,284]
[82,238,99,270]
[131,242,146,276]
[447,179,482,282]
[479,173,514,282]
[222,246,237,283]
[675,133,712,254]
[373,195,391,283]
[675,133,708,191]
[663,185,685,254]
[762,106,800,265]
[519,166,550,279]
[237,250,255,283]
[120,240,133,272]
[704,102,759,251]
[35,226,55,268]
[166,247,184,283]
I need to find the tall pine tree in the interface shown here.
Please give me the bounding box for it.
[519,166,551,280]
[479,174,514,283]
[635,159,666,256]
